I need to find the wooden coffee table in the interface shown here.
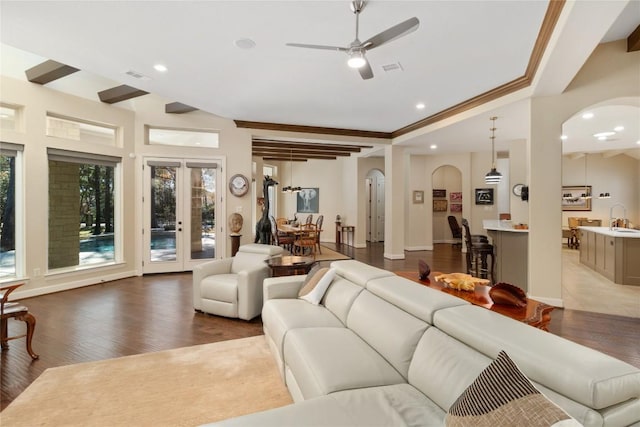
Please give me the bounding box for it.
[266,256,317,277]
[395,271,554,330]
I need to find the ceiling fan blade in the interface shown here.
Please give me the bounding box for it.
[286,43,348,52]
[362,17,419,50]
[358,59,373,80]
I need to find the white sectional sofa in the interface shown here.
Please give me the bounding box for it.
[204,260,640,427]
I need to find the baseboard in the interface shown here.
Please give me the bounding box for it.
[13,270,138,299]
[529,295,564,308]
[384,252,405,260]
[405,245,432,251]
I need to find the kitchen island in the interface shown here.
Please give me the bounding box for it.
[483,220,529,292]
[579,226,640,286]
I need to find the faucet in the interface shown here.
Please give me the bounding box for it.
[609,203,627,230]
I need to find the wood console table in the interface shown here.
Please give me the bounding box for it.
[266,256,317,277]
[395,271,554,330]
[335,222,355,246]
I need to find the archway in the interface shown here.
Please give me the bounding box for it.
[365,169,385,242]
[431,165,463,246]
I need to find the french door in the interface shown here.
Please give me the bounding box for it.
[143,158,222,273]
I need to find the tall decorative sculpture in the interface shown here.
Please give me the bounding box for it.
[254,176,278,244]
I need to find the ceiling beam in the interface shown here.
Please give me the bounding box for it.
[165,102,198,114]
[253,140,370,152]
[25,60,79,85]
[253,152,339,160]
[628,24,640,52]
[262,157,308,162]
[236,120,392,139]
[98,85,148,104]
[253,148,352,157]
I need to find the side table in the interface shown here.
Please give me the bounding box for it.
[394,271,554,330]
[266,256,317,277]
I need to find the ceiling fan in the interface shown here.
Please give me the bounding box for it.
[286,0,419,80]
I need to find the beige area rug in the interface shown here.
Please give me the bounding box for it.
[314,245,351,262]
[1,336,293,427]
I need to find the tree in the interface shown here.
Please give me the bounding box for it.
[92,165,102,235]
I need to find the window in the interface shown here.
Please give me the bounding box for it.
[47,149,120,270]
[147,126,219,148]
[0,104,21,132]
[0,142,23,279]
[46,113,117,145]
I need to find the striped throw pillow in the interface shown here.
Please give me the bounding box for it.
[446,351,582,427]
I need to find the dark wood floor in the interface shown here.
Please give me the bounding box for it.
[2,243,639,411]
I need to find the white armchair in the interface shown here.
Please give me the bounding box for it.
[193,243,284,320]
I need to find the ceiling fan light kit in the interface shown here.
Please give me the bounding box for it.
[286,0,419,80]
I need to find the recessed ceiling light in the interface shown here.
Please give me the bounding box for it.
[637,140,640,145]
[416,103,425,110]
[597,136,607,141]
[234,38,256,49]
[582,112,594,119]
[430,144,437,150]
[614,126,624,132]
[593,131,616,138]
[560,135,568,140]
[153,64,168,72]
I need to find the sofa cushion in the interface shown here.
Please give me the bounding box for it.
[262,299,344,359]
[322,276,365,324]
[299,268,336,305]
[445,350,579,427]
[204,384,446,427]
[283,327,405,400]
[408,327,492,411]
[200,274,237,303]
[434,305,640,410]
[347,290,429,379]
[366,275,469,324]
[329,260,394,287]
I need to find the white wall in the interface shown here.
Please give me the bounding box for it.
[1,75,254,297]
[562,153,639,227]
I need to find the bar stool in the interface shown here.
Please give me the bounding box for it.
[461,218,495,283]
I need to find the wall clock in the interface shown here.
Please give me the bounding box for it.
[512,184,524,197]
[229,174,249,197]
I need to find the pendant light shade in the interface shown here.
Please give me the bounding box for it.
[282,149,301,193]
[484,116,502,185]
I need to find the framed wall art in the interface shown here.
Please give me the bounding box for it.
[475,188,494,205]
[433,189,446,198]
[450,192,462,202]
[433,199,448,212]
[562,186,592,211]
[297,188,319,213]
[413,190,424,204]
[450,203,462,212]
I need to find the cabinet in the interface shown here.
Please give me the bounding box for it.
[579,228,640,286]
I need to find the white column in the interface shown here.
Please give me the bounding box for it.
[384,144,405,259]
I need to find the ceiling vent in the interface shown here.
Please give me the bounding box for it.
[381,62,404,73]
[125,70,151,81]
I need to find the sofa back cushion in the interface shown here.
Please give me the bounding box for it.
[231,244,283,274]
[366,275,468,325]
[434,305,640,410]
[347,291,429,379]
[329,260,394,287]
[408,327,492,411]
[322,277,364,324]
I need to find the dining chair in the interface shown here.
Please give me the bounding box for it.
[293,223,318,256]
[447,215,462,248]
[314,215,324,254]
[1,283,39,359]
[305,214,313,225]
[270,216,294,252]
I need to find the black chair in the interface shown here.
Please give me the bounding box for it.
[269,216,294,252]
[461,218,494,283]
[447,216,463,248]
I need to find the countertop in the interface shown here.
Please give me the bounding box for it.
[483,220,529,233]
[578,226,640,238]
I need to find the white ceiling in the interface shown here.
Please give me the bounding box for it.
[1,0,639,156]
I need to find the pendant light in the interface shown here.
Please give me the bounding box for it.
[281,149,301,193]
[580,154,591,199]
[484,116,502,184]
